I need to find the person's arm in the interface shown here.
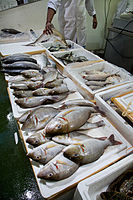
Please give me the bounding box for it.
[85,0,98,29]
[44,8,56,34]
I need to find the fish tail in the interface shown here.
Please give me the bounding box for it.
[108,134,122,145]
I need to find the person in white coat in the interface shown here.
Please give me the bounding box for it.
[44,0,98,47]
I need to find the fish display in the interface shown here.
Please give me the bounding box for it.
[15,93,69,108]
[100,169,133,200]
[82,70,121,91]
[33,84,68,96]
[37,153,79,181]
[27,141,65,164]
[22,106,60,131]
[26,130,50,147]
[45,106,96,136]
[55,52,88,65]
[63,134,122,164]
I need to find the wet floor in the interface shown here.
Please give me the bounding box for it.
[0,73,44,200]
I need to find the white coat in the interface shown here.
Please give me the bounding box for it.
[48,0,96,46]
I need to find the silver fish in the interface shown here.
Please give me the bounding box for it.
[15,93,69,108]
[37,152,79,180]
[33,84,68,96]
[77,120,105,131]
[8,75,26,83]
[85,80,112,87]
[63,134,122,164]
[21,69,41,78]
[1,53,31,63]
[45,106,96,136]
[52,131,107,145]
[26,130,50,147]
[45,79,63,88]
[22,106,59,131]
[27,141,65,164]
[13,90,33,98]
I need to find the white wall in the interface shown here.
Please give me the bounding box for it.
[0,0,121,50]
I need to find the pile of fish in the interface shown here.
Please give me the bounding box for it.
[47,40,70,52]
[55,52,88,65]
[18,98,122,181]
[81,69,121,91]
[100,169,133,200]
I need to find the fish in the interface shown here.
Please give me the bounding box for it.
[38,53,50,70]
[8,75,26,83]
[59,99,96,109]
[0,69,25,75]
[63,134,122,164]
[2,61,40,70]
[26,130,50,147]
[15,93,69,108]
[82,72,118,81]
[13,90,33,98]
[1,55,37,64]
[33,84,68,96]
[26,81,43,90]
[1,53,30,62]
[43,71,58,85]
[77,120,105,130]
[17,110,32,123]
[45,79,63,88]
[21,69,41,78]
[22,106,60,131]
[85,80,112,87]
[89,85,103,90]
[37,152,79,180]
[1,28,22,34]
[45,106,96,136]
[27,141,65,164]
[11,81,31,90]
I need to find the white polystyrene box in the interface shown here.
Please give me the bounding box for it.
[73,154,133,200]
[95,82,133,145]
[65,60,133,99]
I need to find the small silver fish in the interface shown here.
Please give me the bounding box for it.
[27,141,65,164]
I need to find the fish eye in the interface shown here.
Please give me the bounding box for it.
[48,173,53,177]
[57,124,61,129]
[74,153,79,157]
[36,156,41,159]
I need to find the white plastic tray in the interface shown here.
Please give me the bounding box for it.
[49,48,102,74]
[65,61,133,99]
[73,153,133,200]
[95,82,133,145]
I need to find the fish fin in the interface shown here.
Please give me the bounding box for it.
[108,134,122,145]
[97,137,107,141]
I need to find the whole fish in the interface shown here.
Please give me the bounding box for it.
[21,69,41,78]
[3,61,40,70]
[1,55,37,64]
[1,53,30,62]
[30,74,44,81]
[45,106,96,136]
[45,79,63,88]
[0,69,25,75]
[63,134,122,164]
[37,153,79,180]
[43,71,58,85]
[27,141,65,164]
[26,130,50,147]
[33,84,68,96]
[8,75,26,83]
[13,90,33,98]
[82,73,113,81]
[52,131,107,145]
[15,93,69,108]
[22,106,60,131]
[85,80,112,87]
[11,82,30,90]
[26,81,43,90]
[59,99,96,109]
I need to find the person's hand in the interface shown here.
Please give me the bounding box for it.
[43,22,53,35]
[92,16,97,29]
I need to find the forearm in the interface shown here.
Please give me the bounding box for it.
[46,8,56,24]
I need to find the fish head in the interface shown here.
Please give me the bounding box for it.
[27,149,43,161]
[26,135,42,147]
[45,117,68,136]
[37,165,57,180]
[63,145,82,163]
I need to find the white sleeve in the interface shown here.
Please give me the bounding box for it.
[48,0,61,12]
[85,0,96,16]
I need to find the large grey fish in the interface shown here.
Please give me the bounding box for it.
[1,55,37,64]
[26,81,43,90]
[52,131,107,145]
[59,99,96,109]
[33,84,68,96]
[11,81,31,90]
[3,61,40,70]
[37,152,79,181]
[1,53,30,62]
[21,69,41,78]
[27,141,65,164]
[22,106,60,131]
[26,130,50,147]
[0,69,25,75]
[45,106,96,136]
[63,134,122,165]
[15,93,69,108]
[13,90,33,98]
